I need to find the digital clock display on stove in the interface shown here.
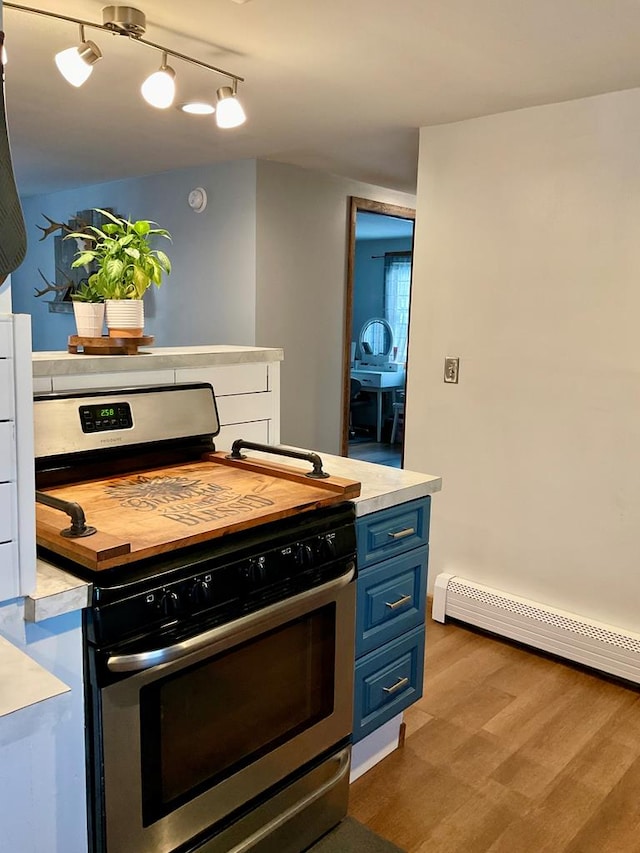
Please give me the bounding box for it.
[79,402,133,433]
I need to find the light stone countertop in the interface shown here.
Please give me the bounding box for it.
[27,453,441,620]
[32,345,284,377]
[247,448,442,516]
[25,560,92,624]
[309,452,441,516]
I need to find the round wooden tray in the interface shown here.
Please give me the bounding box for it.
[68,335,154,355]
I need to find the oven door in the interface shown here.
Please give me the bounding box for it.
[95,563,356,853]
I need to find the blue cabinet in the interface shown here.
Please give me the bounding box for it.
[353,497,430,743]
[357,498,429,568]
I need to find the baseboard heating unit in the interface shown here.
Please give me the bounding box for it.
[432,573,640,685]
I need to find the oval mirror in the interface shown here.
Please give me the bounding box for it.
[359,317,394,358]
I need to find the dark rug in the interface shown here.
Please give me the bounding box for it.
[306,817,406,852]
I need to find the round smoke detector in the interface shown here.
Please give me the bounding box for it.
[188,187,208,213]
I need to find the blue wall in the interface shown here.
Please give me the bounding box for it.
[352,236,412,359]
[12,161,257,351]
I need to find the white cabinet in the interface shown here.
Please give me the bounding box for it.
[175,363,280,450]
[0,314,35,601]
[51,368,175,392]
[0,422,15,481]
[0,358,15,418]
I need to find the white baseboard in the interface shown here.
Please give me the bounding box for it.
[432,573,640,684]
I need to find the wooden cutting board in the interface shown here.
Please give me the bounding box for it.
[36,452,360,572]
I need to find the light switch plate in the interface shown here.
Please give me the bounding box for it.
[444,357,459,384]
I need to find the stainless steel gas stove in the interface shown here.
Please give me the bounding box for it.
[34,383,359,853]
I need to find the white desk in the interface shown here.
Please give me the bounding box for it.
[351,368,406,442]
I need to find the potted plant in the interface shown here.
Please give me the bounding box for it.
[70,280,105,337]
[67,209,171,337]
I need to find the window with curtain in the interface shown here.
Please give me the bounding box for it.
[384,251,412,364]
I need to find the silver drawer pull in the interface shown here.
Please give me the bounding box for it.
[383,676,409,695]
[385,593,411,610]
[387,527,415,540]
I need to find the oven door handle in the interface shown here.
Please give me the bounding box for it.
[226,746,351,853]
[106,562,355,673]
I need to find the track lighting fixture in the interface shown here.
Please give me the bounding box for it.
[141,52,176,109]
[216,81,247,129]
[4,3,247,127]
[54,25,102,88]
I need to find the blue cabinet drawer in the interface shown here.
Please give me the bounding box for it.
[356,546,428,657]
[356,497,430,570]
[353,625,425,743]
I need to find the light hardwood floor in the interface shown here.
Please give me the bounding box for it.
[349,615,640,852]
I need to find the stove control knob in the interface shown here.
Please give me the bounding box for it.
[295,543,314,568]
[317,535,337,561]
[249,556,267,585]
[189,579,212,608]
[159,590,180,617]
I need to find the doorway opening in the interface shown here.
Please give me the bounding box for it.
[341,197,415,467]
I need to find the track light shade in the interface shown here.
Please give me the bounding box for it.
[141,62,176,109]
[215,86,246,128]
[6,3,247,123]
[55,40,102,88]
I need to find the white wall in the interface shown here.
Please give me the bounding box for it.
[407,88,640,632]
[12,160,257,350]
[255,161,415,454]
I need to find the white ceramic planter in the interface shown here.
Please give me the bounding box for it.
[105,299,144,337]
[73,301,105,337]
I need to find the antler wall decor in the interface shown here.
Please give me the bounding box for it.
[33,268,76,299]
[34,208,119,312]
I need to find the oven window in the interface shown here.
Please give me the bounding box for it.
[140,604,336,824]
